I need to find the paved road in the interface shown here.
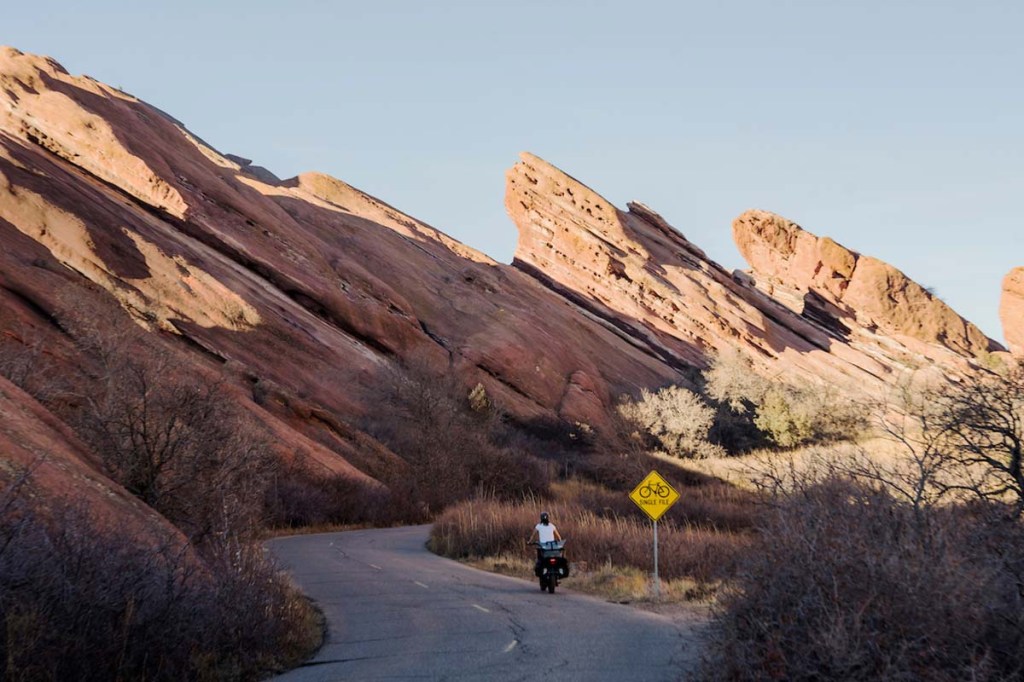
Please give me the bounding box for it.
[268,525,705,681]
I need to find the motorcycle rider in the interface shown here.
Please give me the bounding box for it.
[528,511,562,573]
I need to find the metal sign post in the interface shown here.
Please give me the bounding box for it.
[628,471,679,598]
[653,519,660,596]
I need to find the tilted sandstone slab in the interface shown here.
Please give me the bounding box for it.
[733,210,1002,362]
[0,47,188,217]
[1002,268,1024,356]
[507,153,1002,395]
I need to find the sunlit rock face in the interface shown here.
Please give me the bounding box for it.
[507,152,1004,398]
[732,209,999,360]
[1002,268,1024,356]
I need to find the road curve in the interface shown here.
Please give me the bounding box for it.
[268,525,705,681]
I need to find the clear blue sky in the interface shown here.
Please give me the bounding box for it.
[5,0,1021,341]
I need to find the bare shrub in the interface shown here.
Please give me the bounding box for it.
[704,351,868,448]
[863,363,1024,516]
[703,348,767,414]
[931,362,1024,515]
[363,358,550,515]
[764,384,868,447]
[1,302,327,677]
[263,454,397,528]
[71,353,275,545]
[0,314,69,405]
[847,378,958,512]
[0,482,320,681]
[618,385,725,459]
[703,475,1024,681]
[0,326,45,392]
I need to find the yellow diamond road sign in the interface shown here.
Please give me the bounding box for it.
[629,470,680,522]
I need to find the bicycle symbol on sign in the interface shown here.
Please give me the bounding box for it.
[638,481,671,499]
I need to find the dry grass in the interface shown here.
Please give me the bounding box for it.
[466,553,715,604]
[429,492,751,585]
[682,439,905,489]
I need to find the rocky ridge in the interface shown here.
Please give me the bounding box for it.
[732,209,999,361]
[0,47,1011,526]
[506,153,1003,396]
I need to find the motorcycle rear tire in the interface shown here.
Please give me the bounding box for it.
[547,580,555,594]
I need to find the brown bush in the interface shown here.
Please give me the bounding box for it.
[702,477,1024,681]
[263,454,401,528]
[362,358,551,515]
[0,483,320,681]
[71,352,275,546]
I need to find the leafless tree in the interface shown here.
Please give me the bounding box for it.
[932,362,1024,516]
[0,458,42,561]
[74,352,273,545]
[0,315,65,404]
[835,379,956,513]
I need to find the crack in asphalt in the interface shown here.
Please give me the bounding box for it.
[491,601,527,657]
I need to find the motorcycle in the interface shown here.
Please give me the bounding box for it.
[533,539,569,594]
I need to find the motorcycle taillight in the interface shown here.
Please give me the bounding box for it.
[549,558,557,564]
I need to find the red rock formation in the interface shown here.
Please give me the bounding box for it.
[1002,268,1024,356]
[507,153,1003,395]
[0,47,686,504]
[732,210,999,360]
[0,46,1009,535]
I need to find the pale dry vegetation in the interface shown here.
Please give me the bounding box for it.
[703,348,870,448]
[618,385,725,459]
[615,350,870,468]
[430,499,747,586]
